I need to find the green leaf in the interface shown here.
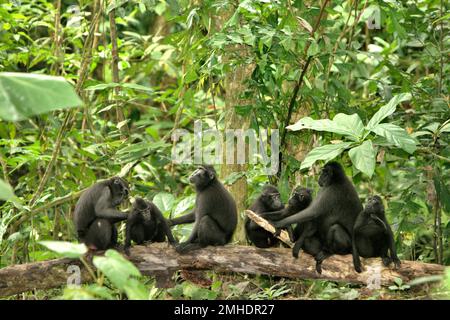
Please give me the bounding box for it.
[300,142,353,170]
[366,93,411,131]
[121,83,154,93]
[84,83,120,91]
[93,250,149,300]
[287,113,364,141]
[154,1,167,16]
[333,113,365,140]
[173,195,196,216]
[153,192,175,213]
[106,0,128,14]
[370,123,417,154]
[184,68,198,84]
[39,241,87,258]
[115,141,169,163]
[0,179,14,201]
[0,73,82,121]
[348,140,376,177]
[307,41,319,56]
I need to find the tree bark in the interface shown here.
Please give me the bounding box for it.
[0,243,444,297]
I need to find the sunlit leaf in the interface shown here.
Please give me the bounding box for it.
[39,241,87,258]
[0,73,82,121]
[287,113,364,141]
[300,142,353,170]
[370,123,417,154]
[153,192,175,213]
[0,179,14,201]
[366,93,411,131]
[348,140,376,177]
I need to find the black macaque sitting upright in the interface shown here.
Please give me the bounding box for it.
[245,185,284,248]
[272,162,363,271]
[352,195,401,273]
[73,177,129,250]
[168,165,238,254]
[124,197,177,255]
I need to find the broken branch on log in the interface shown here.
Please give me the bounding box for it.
[245,209,293,247]
[0,243,444,297]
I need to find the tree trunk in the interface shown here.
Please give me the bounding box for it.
[217,5,254,244]
[0,243,444,297]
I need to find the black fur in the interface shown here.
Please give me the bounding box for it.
[272,162,363,270]
[124,197,177,254]
[169,165,238,253]
[245,185,284,248]
[73,177,129,250]
[352,195,401,273]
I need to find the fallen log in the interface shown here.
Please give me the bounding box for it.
[0,243,445,297]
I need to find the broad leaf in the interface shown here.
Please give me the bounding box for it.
[153,192,175,213]
[173,195,196,216]
[333,113,365,140]
[366,93,411,131]
[370,123,417,154]
[348,140,376,177]
[300,142,353,170]
[93,250,149,300]
[0,179,14,201]
[0,72,82,121]
[287,113,364,141]
[39,241,87,258]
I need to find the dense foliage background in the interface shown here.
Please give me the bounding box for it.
[0,0,448,299]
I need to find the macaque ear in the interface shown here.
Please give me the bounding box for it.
[207,170,215,180]
[114,178,121,184]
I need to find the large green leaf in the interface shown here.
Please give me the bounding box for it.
[153,192,175,213]
[287,113,364,141]
[366,93,411,131]
[0,72,82,121]
[93,250,149,300]
[39,241,87,258]
[0,179,14,201]
[348,140,376,177]
[172,195,196,217]
[300,142,353,170]
[370,123,417,154]
[333,113,365,140]
[93,250,141,286]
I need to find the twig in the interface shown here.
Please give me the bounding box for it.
[244,210,293,247]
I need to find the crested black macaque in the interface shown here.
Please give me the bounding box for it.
[124,197,177,254]
[245,185,284,248]
[73,177,130,250]
[168,165,238,253]
[266,187,328,273]
[272,162,363,266]
[352,195,401,273]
